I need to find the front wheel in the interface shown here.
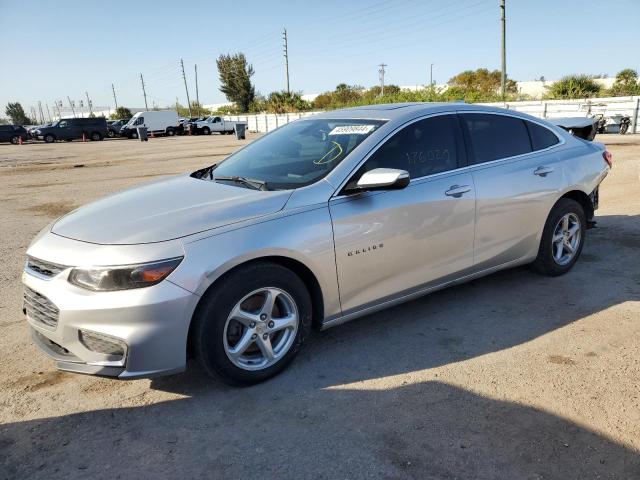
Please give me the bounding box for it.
[531,198,586,276]
[166,128,175,136]
[10,135,19,144]
[202,127,210,135]
[44,134,55,143]
[619,123,629,135]
[130,131,138,139]
[191,262,312,386]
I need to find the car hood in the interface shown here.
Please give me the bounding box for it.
[51,175,292,244]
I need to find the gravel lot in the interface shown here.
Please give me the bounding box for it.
[1,134,639,479]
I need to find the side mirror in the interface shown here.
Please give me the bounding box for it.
[347,168,410,192]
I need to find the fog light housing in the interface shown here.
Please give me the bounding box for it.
[79,330,127,357]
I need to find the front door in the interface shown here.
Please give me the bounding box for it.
[330,113,476,314]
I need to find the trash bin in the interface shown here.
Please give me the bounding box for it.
[234,123,246,140]
[136,126,148,142]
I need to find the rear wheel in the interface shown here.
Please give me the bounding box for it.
[44,134,55,143]
[192,262,312,385]
[107,129,115,138]
[90,131,102,141]
[531,198,586,276]
[620,123,629,135]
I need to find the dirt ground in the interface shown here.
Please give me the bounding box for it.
[0,134,639,479]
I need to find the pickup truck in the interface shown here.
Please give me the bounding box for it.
[191,116,238,135]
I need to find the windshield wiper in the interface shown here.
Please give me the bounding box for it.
[213,175,269,191]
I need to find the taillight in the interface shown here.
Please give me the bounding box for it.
[603,150,613,168]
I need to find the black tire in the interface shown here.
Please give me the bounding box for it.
[620,123,629,135]
[202,127,210,135]
[44,134,55,143]
[166,128,175,136]
[90,132,102,141]
[107,129,115,138]
[191,262,312,386]
[10,135,19,145]
[531,198,586,276]
[130,131,138,139]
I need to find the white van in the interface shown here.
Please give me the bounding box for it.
[120,111,180,139]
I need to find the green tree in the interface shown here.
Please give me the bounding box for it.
[259,90,311,114]
[609,68,640,96]
[5,102,32,124]
[217,53,255,113]
[545,75,601,99]
[110,106,133,120]
[448,68,517,96]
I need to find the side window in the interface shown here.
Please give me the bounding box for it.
[526,121,559,151]
[134,117,144,125]
[363,114,463,178]
[213,117,221,123]
[462,113,531,164]
[58,120,68,128]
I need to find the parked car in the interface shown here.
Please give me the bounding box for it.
[120,111,179,139]
[33,117,108,143]
[0,124,29,144]
[22,103,611,385]
[191,116,239,135]
[107,119,130,138]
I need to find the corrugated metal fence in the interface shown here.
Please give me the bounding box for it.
[225,95,640,134]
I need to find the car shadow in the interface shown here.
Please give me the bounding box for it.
[2,214,639,478]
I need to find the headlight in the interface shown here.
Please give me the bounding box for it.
[35,129,41,134]
[68,257,183,291]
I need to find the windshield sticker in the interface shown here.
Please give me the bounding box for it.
[314,141,343,165]
[328,125,376,135]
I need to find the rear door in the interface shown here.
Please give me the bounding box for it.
[330,113,476,314]
[460,113,564,269]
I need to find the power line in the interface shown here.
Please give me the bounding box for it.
[180,58,192,117]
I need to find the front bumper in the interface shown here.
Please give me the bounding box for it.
[22,266,199,379]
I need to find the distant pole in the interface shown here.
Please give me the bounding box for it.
[500,0,507,99]
[378,63,387,96]
[283,28,290,94]
[46,103,52,122]
[37,101,45,124]
[176,96,180,114]
[194,64,200,116]
[111,83,119,111]
[85,91,93,116]
[67,96,76,117]
[430,63,434,87]
[180,59,192,117]
[140,73,148,110]
[30,106,37,123]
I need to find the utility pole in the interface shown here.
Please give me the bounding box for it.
[140,73,148,110]
[85,91,93,116]
[194,64,200,116]
[176,96,180,114]
[429,63,434,87]
[111,83,119,110]
[46,103,52,122]
[30,106,37,123]
[37,101,45,124]
[283,28,290,95]
[500,0,507,100]
[180,59,192,117]
[67,96,76,117]
[378,63,387,96]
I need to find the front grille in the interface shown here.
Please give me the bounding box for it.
[26,256,67,278]
[23,286,59,328]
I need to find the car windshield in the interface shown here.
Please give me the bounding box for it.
[196,118,385,190]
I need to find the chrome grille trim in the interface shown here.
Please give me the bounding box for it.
[23,286,59,328]
[26,256,67,278]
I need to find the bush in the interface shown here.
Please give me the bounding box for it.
[608,69,640,97]
[545,75,602,99]
[110,106,132,120]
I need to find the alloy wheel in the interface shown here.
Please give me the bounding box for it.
[552,213,581,266]
[223,287,299,371]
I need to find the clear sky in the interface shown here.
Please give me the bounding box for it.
[1,0,638,114]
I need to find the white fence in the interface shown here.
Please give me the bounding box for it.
[226,95,640,134]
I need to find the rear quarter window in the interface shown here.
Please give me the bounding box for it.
[526,121,560,151]
[462,113,532,164]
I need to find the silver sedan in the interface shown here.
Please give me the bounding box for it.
[22,103,611,385]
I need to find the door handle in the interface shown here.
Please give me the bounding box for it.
[445,185,471,198]
[534,166,554,177]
